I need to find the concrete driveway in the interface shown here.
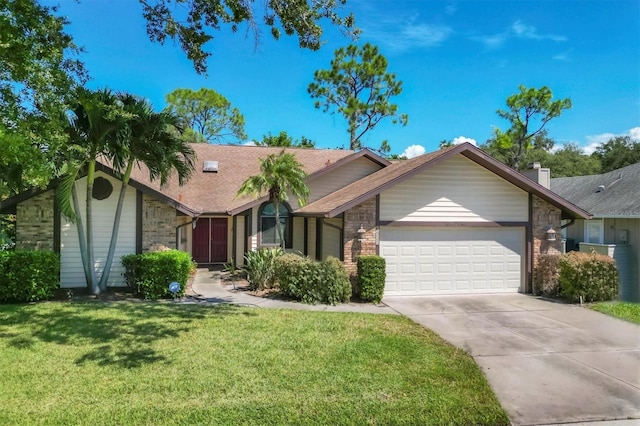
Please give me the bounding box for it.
[382,294,640,425]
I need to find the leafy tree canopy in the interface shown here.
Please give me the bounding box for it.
[482,130,602,178]
[256,131,315,148]
[140,0,359,74]
[308,43,408,150]
[1,0,87,194]
[521,142,601,178]
[592,136,640,173]
[490,85,571,169]
[165,88,246,143]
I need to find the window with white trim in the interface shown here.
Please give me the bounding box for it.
[259,202,292,247]
[584,219,604,244]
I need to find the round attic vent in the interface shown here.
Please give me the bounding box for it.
[92,177,113,200]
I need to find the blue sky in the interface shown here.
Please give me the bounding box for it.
[51,0,639,157]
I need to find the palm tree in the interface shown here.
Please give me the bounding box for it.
[236,150,310,250]
[57,88,126,294]
[97,94,195,291]
[58,89,196,294]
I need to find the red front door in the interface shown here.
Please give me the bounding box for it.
[210,218,227,262]
[192,218,227,263]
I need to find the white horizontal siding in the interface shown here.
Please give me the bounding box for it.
[288,157,382,210]
[380,155,528,222]
[60,172,136,288]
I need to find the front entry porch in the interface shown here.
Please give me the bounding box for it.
[192,217,228,264]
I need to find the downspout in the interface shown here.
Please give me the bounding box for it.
[175,216,199,250]
[560,218,575,229]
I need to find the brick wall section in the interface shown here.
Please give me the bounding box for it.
[532,195,562,270]
[16,191,55,251]
[142,195,177,251]
[343,198,378,275]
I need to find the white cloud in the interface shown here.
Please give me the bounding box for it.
[586,132,616,146]
[401,145,426,159]
[473,33,507,50]
[362,15,452,53]
[511,20,566,42]
[452,136,477,146]
[581,127,640,154]
[582,142,601,155]
[243,140,257,146]
[444,3,457,15]
[471,20,566,50]
[401,23,453,48]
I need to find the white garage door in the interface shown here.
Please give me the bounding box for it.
[380,227,524,295]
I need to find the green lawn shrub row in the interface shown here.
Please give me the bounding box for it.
[243,247,283,290]
[121,250,196,300]
[356,255,386,303]
[274,253,351,305]
[559,251,619,302]
[0,250,60,302]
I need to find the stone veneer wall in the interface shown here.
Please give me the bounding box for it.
[142,195,177,251]
[16,191,55,251]
[343,198,378,275]
[532,195,562,269]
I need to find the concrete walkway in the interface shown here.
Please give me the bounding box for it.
[187,268,396,314]
[383,294,640,426]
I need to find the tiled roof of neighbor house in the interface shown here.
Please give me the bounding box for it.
[123,144,384,215]
[550,162,640,218]
[296,142,592,220]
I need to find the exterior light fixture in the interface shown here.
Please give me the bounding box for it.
[357,224,366,242]
[546,227,557,241]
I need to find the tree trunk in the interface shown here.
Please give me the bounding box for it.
[72,182,94,291]
[85,160,99,295]
[349,112,358,150]
[98,160,133,291]
[273,200,286,250]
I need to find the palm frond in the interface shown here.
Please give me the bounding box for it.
[55,163,81,222]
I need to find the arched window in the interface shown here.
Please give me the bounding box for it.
[259,202,292,247]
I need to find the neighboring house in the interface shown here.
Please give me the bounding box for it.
[551,163,640,302]
[1,142,590,296]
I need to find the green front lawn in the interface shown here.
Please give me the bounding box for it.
[0,302,508,425]
[591,301,640,324]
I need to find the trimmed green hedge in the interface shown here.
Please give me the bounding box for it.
[0,251,60,302]
[274,254,351,305]
[559,251,619,303]
[357,256,386,304]
[121,250,196,300]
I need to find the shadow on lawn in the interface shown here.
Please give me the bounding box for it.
[0,302,250,369]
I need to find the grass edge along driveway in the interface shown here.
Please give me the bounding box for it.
[591,301,640,324]
[0,302,509,425]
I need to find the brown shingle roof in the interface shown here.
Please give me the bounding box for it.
[123,144,362,215]
[296,142,591,220]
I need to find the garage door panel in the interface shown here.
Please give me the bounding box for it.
[381,227,524,295]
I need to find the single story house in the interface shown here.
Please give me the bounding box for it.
[551,163,640,302]
[1,142,591,296]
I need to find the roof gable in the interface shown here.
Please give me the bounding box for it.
[2,144,390,216]
[296,143,591,219]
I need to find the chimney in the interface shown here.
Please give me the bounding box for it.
[521,162,551,189]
